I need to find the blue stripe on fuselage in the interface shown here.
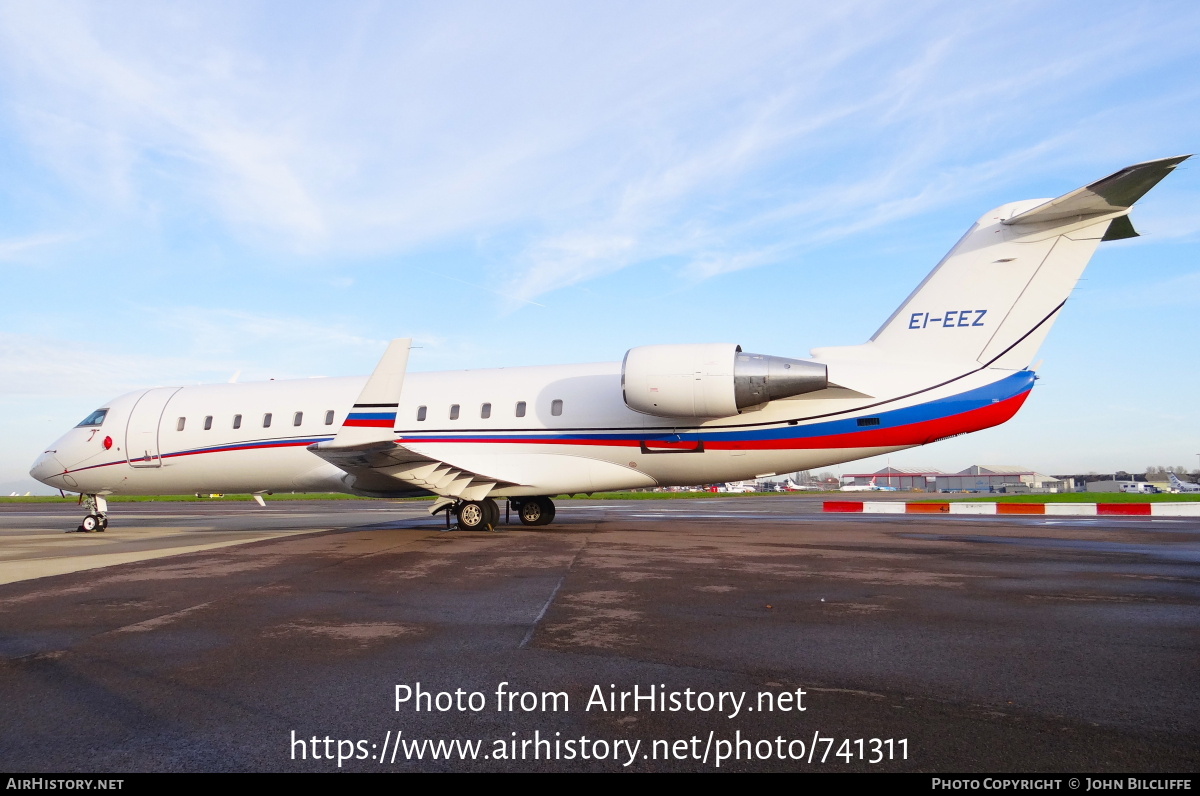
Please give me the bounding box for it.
[395,370,1036,445]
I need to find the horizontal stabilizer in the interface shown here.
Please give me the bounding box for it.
[1003,155,1189,227]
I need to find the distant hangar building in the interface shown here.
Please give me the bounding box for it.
[842,466,945,491]
[844,465,1072,492]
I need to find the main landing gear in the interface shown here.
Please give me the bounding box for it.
[454,497,502,531]
[511,496,555,526]
[442,496,557,530]
[74,494,109,533]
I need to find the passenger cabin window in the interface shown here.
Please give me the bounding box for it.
[417,406,427,421]
[551,399,563,417]
[76,409,108,427]
[263,413,273,428]
[515,401,526,418]
[324,410,335,425]
[204,416,213,431]
[176,417,186,432]
[480,403,491,419]
[449,404,460,420]
[233,414,242,430]
[293,411,303,427]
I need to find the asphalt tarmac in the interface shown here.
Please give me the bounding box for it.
[0,496,1197,772]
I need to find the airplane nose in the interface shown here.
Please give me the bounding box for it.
[30,452,66,486]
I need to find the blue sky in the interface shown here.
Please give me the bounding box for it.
[2,1,1198,493]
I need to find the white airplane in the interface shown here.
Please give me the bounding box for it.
[839,476,900,493]
[1168,473,1200,493]
[30,156,1189,532]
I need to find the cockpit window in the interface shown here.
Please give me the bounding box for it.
[76,409,108,427]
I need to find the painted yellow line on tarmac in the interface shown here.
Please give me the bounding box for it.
[0,527,332,586]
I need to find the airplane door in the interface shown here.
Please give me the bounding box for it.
[125,387,181,468]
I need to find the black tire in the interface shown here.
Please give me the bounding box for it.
[517,497,555,526]
[455,501,488,530]
[481,498,501,529]
[80,515,99,532]
[97,516,108,532]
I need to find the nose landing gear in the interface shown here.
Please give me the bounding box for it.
[74,494,109,533]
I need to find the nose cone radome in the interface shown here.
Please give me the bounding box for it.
[30,452,67,488]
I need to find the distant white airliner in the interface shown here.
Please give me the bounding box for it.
[1168,473,1200,493]
[31,156,1189,532]
[840,477,900,493]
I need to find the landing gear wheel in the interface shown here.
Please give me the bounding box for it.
[481,497,501,529]
[80,514,99,533]
[96,516,108,532]
[517,497,555,526]
[455,501,489,531]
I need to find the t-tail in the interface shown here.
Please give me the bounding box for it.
[1169,473,1200,493]
[814,156,1190,377]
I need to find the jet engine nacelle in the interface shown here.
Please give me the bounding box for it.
[621,343,828,419]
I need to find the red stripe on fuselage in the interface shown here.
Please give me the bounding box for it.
[708,389,1031,450]
[403,389,1033,451]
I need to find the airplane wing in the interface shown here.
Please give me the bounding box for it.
[305,338,520,508]
[308,436,521,503]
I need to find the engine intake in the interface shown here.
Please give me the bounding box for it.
[622,343,827,419]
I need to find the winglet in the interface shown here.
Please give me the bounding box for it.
[327,338,411,446]
[1003,155,1190,227]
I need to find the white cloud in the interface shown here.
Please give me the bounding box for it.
[0,331,226,397]
[0,308,384,400]
[144,306,384,360]
[493,5,1200,299]
[2,1,1197,294]
[0,233,73,262]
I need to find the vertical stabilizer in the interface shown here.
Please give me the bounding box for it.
[830,156,1188,371]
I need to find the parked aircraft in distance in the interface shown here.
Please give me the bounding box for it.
[839,477,900,493]
[31,156,1190,532]
[1169,473,1200,493]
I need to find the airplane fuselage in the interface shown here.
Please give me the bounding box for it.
[32,358,1033,498]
